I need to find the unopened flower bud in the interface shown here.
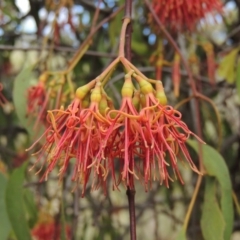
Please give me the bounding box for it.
[39,72,48,83]
[132,91,140,110]
[99,95,108,116]
[134,74,153,94]
[90,82,102,103]
[155,81,167,105]
[121,75,134,98]
[75,80,96,100]
[82,94,90,108]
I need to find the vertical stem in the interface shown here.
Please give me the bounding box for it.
[72,189,80,240]
[124,0,132,60]
[126,188,137,240]
[123,0,137,239]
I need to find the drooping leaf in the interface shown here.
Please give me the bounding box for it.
[0,173,11,240]
[108,0,124,49]
[217,47,239,83]
[13,65,37,139]
[187,140,233,240]
[131,22,149,56]
[175,228,187,240]
[201,177,225,240]
[23,189,38,228]
[6,162,32,240]
[236,57,240,99]
[108,12,122,48]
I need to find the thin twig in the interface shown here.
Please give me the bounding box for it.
[0,45,118,58]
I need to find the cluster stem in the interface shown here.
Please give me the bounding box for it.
[120,0,137,239]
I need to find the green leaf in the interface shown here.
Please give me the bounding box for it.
[217,48,239,83]
[0,173,11,240]
[23,189,38,228]
[187,140,234,240]
[13,65,36,139]
[6,162,32,240]
[108,12,122,47]
[201,178,225,240]
[175,228,187,240]
[236,57,240,99]
[131,22,148,56]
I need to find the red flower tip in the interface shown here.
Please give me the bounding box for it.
[26,81,48,129]
[0,83,8,107]
[151,0,223,31]
[32,222,71,240]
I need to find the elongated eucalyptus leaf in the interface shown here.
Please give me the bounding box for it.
[201,177,225,240]
[187,140,233,240]
[23,189,38,228]
[236,58,240,99]
[13,65,36,139]
[175,228,187,240]
[0,173,11,240]
[6,162,32,240]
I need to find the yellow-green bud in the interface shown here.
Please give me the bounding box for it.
[90,82,102,103]
[132,91,140,110]
[121,77,134,98]
[82,93,90,108]
[155,81,167,105]
[140,93,146,108]
[99,95,108,116]
[75,80,95,100]
[139,79,153,94]
[48,80,56,87]
[39,72,48,83]
[107,98,117,118]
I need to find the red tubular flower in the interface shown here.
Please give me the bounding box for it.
[0,83,8,107]
[32,222,71,240]
[26,73,73,129]
[27,79,48,128]
[134,76,203,189]
[28,81,112,196]
[27,98,81,179]
[152,0,222,31]
[94,72,141,190]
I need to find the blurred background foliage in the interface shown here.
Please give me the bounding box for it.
[0,0,240,239]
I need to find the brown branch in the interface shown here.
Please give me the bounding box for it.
[0,45,118,58]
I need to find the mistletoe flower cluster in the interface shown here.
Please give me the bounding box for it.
[28,57,204,196]
[26,71,74,128]
[151,0,222,31]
